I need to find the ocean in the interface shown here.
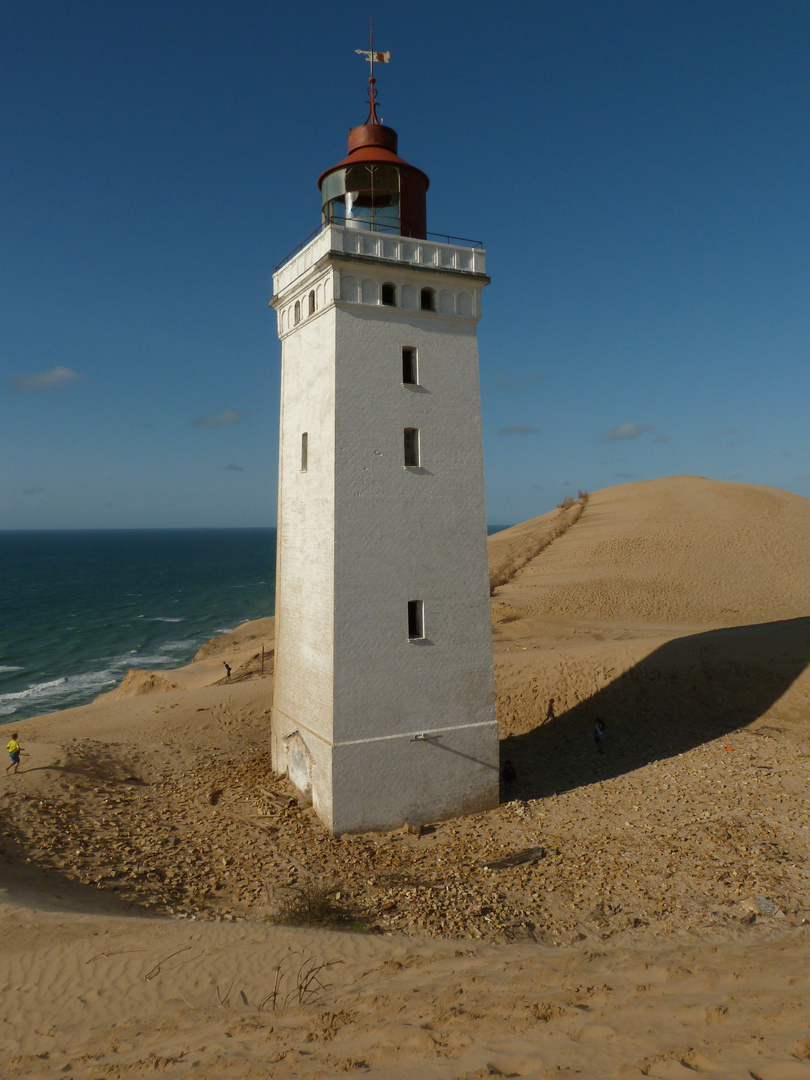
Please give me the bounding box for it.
[0,529,276,725]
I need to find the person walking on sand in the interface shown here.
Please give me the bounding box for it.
[223,662,231,679]
[6,733,22,774]
[545,698,555,722]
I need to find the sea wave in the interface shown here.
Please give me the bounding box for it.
[0,665,25,674]
[134,640,198,667]
[0,645,196,720]
[159,638,197,652]
[0,667,123,719]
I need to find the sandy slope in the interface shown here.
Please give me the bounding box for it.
[4,911,810,1080]
[492,475,810,626]
[2,476,810,1080]
[492,476,810,746]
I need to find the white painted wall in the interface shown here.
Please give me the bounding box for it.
[271,264,337,825]
[271,227,498,833]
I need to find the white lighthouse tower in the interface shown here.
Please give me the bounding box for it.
[270,53,497,833]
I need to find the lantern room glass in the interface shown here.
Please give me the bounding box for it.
[321,164,401,234]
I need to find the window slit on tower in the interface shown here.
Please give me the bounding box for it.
[381,282,397,307]
[407,600,424,640]
[420,287,436,311]
[403,427,420,468]
[301,432,308,472]
[402,347,417,385]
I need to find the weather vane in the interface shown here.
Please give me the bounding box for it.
[355,19,390,125]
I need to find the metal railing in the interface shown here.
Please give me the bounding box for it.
[274,219,483,272]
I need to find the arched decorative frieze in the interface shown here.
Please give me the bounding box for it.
[458,291,473,318]
[401,283,417,310]
[340,275,359,303]
[361,279,377,305]
[439,289,455,316]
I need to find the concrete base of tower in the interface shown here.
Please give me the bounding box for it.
[271,711,500,834]
[331,724,500,834]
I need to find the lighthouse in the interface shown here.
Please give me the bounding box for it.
[269,50,498,834]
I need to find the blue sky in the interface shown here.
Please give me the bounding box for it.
[2,0,808,529]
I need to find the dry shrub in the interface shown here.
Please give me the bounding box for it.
[273,879,347,928]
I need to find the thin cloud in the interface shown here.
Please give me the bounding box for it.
[23,486,45,496]
[615,472,634,480]
[653,435,670,444]
[193,409,249,428]
[708,427,740,444]
[220,463,244,471]
[10,366,85,393]
[493,372,544,392]
[602,423,652,441]
[498,424,539,436]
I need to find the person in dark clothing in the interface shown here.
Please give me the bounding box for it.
[594,718,607,753]
[500,759,517,793]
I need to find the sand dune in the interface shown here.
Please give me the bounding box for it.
[3,476,810,1079]
[492,475,810,626]
[492,476,810,758]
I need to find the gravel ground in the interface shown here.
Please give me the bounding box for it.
[4,717,808,949]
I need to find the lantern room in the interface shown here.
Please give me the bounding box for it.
[318,70,429,239]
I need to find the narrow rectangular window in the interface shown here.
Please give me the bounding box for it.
[301,432,308,472]
[403,427,420,468]
[402,346,417,385]
[407,600,424,640]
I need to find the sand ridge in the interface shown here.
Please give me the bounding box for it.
[2,476,810,1078]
